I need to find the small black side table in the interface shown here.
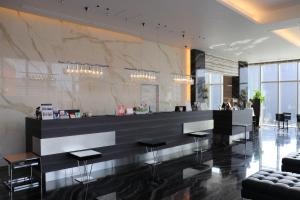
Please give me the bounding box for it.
[138,139,167,165]
[69,150,102,184]
[3,152,42,193]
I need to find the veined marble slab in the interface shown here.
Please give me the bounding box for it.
[0,7,187,166]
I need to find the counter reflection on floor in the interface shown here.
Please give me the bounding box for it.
[0,126,299,200]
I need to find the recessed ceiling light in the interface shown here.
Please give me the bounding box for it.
[218,0,300,24]
[252,37,269,45]
[230,39,252,47]
[209,43,226,49]
[217,0,265,24]
[273,27,300,48]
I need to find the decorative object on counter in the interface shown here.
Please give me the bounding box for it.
[251,90,265,128]
[75,112,81,118]
[126,107,134,115]
[59,110,66,119]
[175,106,186,112]
[173,73,194,85]
[82,112,92,118]
[116,105,126,116]
[125,68,158,81]
[185,102,192,111]
[59,110,69,119]
[41,104,54,120]
[35,107,41,120]
[53,107,59,119]
[134,104,149,114]
[67,110,81,119]
[59,61,109,78]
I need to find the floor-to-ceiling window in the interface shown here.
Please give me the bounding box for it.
[261,63,278,124]
[206,72,223,110]
[279,62,298,123]
[261,82,278,124]
[248,65,260,99]
[243,61,300,126]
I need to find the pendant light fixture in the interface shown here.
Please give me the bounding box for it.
[60,61,109,78]
[126,22,160,81]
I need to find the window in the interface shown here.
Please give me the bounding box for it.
[262,64,278,82]
[261,83,278,124]
[248,65,260,99]
[280,62,297,81]
[280,82,297,123]
[247,61,300,126]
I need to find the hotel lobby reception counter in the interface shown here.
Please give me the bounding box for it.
[25,111,214,181]
[213,109,253,144]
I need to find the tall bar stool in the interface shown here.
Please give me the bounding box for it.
[185,131,210,161]
[138,139,167,165]
[69,149,102,184]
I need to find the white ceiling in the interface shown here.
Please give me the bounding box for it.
[247,0,299,10]
[1,0,300,63]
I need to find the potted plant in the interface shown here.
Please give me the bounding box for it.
[252,90,265,128]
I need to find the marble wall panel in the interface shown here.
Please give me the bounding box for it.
[0,7,188,166]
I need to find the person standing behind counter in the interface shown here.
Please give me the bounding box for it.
[221,98,233,111]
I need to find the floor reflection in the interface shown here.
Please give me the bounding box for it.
[1,127,300,200]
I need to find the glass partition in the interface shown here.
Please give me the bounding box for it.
[206,72,223,110]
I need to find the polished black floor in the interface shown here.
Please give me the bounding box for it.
[0,127,299,200]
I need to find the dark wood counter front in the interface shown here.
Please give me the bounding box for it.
[213,109,252,135]
[213,109,253,144]
[26,111,213,174]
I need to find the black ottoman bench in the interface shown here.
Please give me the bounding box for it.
[241,170,300,200]
[282,152,300,174]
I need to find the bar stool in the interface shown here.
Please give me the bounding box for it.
[186,131,210,161]
[186,132,210,152]
[69,150,102,184]
[138,139,167,165]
